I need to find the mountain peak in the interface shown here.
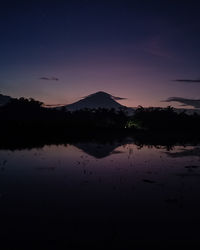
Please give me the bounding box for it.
[64,91,126,111]
[86,91,111,97]
[83,91,120,101]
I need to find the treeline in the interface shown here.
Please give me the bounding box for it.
[126,106,200,131]
[1,97,200,132]
[0,97,128,131]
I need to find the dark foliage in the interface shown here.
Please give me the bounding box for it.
[1,98,200,134]
[129,106,200,131]
[0,97,67,130]
[0,97,128,131]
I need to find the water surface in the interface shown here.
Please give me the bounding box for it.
[0,138,200,247]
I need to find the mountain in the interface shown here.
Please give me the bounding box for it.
[64,91,128,111]
[0,93,12,106]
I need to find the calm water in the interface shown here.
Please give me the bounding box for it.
[1,138,200,246]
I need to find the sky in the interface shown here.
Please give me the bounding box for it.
[0,0,200,108]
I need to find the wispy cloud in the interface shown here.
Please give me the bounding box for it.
[164,97,200,108]
[112,96,127,100]
[141,35,172,59]
[43,104,65,107]
[40,76,59,81]
[173,79,200,83]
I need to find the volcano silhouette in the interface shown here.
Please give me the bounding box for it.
[64,91,126,111]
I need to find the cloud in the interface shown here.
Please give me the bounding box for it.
[43,104,65,107]
[112,96,127,100]
[141,35,172,59]
[164,97,200,108]
[40,76,59,81]
[173,79,200,83]
[165,147,200,158]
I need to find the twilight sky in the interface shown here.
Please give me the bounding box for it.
[1,1,200,108]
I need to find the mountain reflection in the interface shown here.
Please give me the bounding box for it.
[74,142,124,158]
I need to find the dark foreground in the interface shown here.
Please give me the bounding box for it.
[1,131,200,249]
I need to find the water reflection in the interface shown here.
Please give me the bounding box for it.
[74,142,125,158]
[166,147,200,158]
[0,136,200,247]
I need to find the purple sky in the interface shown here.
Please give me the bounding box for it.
[1,1,200,108]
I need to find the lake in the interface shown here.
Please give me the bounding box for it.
[1,136,200,247]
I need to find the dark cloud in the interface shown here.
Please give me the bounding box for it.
[173,79,200,83]
[43,104,65,108]
[112,96,127,100]
[165,147,200,158]
[40,77,59,81]
[164,97,200,108]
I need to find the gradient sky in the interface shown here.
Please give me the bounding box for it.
[1,1,200,108]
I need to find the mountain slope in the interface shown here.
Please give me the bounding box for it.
[0,93,12,106]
